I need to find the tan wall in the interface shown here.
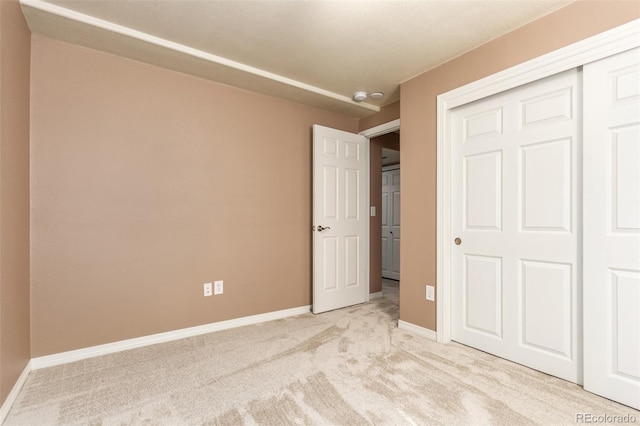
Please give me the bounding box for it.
[30,36,357,357]
[399,0,640,330]
[0,0,31,404]
[359,101,399,132]
[377,133,400,153]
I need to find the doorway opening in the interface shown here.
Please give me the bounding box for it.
[360,121,400,302]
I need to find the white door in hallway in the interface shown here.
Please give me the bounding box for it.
[451,69,582,384]
[382,167,400,280]
[583,47,640,410]
[312,125,369,314]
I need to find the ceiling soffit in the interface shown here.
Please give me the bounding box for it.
[20,0,572,119]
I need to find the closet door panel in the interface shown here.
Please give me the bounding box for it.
[583,47,640,410]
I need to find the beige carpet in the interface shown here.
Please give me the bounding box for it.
[5,281,638,425]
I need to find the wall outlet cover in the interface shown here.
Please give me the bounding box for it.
[426,285,435,301]
[204,282,213,297]
[214,280,223,295]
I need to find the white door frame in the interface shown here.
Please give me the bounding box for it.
[312,118,399,311]
[436,19,640,344]
[360,118,401,289]
[360,118,400,139]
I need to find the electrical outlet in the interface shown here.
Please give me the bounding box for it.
[426,285,435,301]
[214,280,223,295]
[203,282,213,297]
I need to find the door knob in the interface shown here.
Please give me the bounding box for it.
[317,225,331,232]
[454,237,462,245]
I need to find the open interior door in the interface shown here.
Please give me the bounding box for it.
[312,125,369,314]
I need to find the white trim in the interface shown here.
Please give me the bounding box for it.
[364,138,371,304]
[20,0,379,114]
[369,291,383,300]
[359,119,400,305]
[0,361,31,424]
[398,320,437,341]
[31,305,310,370]
[436,19,640,344]
[359,118,400,138]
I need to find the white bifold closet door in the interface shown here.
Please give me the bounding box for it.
[583,47,640,410]
[451,69,583,384]
[382,168,400,280]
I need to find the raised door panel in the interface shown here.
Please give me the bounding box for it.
[344,236,360,288]
[344,168,359,220]
[609,125,640,232]
[464,151,502,230]
[519,138,572,232]
[464,255,502,338]
[391,237,401,277]
[391,185,401,278]
[520,87,573,128]
[322,237,338,291]
[464,107,503,140]
[322,166,339,220]
[520,260,572,359]
[610,270,640,381]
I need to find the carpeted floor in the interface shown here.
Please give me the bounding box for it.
[5,280,638,425]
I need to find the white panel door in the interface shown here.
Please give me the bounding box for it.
[381,171,391,278]
[451,69,582,384]
[583,47,640,409]
[312,125,369,314]
[382,168,400,280]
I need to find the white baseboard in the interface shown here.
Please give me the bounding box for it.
[31,305,311,370]
[398,320,437,341]
[0,361,31,424]
[369,291,383,300]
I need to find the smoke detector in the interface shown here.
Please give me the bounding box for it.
[352,91,368,102]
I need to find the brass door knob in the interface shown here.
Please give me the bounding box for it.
[454,237,462,245]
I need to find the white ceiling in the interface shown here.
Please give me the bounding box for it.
[20,0,572,118]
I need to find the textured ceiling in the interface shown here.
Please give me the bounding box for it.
[21,0,573,118]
